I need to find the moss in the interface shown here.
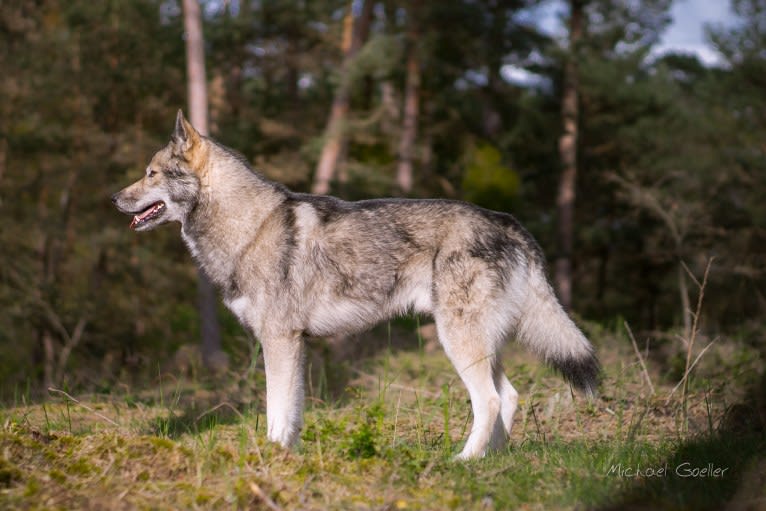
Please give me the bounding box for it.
[68,457,95,476]
[195,491,213,505]
[0,457,22,487]
[0,432,17,445]
[48,469,67,484]
[149,436,175,450]
[56,435,81,447]
[23,477,40,497]
[214,446,234,462]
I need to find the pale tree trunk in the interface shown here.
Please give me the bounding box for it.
[396,0,421,194]
[555,0,583,311]
[312,0,374,195]
[380,81,400,135]
[182,0,227,372]
[183,0,209,135]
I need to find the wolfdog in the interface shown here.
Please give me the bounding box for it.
[112,111,599,459]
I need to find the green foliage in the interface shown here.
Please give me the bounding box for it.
[0,0,763,407]
[343,400,385,459]
[461,143,520,212]
[348,34,403,84]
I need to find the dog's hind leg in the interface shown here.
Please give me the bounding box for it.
[261,333,305,448]
[492,363,518,448]
[435,318,504,460]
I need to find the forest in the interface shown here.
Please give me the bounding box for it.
[1,0,765,509]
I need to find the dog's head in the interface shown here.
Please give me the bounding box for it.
[112,110,206,231]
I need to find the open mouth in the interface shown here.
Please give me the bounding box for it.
[130,201,166,229]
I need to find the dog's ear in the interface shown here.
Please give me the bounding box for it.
[172,109,201,154]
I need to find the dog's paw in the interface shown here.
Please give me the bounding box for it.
[267,427,301,449]
[452,448,487,461]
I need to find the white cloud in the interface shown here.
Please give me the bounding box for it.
[527,0,739,67]
[526,1,566,38]
[661,0,734,46]
[500,64,549,88]
[656,0,737,66]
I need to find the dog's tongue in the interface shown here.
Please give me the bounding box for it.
[130,203,161,229]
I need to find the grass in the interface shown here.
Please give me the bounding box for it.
[0,322,764,510]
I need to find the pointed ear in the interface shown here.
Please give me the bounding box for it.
[172,109,201,154]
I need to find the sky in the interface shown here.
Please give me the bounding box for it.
[655,0,737,65]
[502,0,740,85]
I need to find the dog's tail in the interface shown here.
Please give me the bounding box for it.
[515,265,600,397]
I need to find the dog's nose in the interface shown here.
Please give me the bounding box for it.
[110,193,119,204]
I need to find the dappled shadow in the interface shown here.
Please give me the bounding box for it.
[137,317,433,437]
[596,358,766,511]
[304,315,434,403]
[146,401,254,439]
[598,433,765,510]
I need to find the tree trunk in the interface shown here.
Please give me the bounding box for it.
[555,0,583,311]
[183,0,209,134]
[312,0,374,195]
[182,0,227,372]
[396,0,421,194]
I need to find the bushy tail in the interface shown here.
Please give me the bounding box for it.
[516,267,600,397]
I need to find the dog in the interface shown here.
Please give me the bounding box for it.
[112,111,599,459]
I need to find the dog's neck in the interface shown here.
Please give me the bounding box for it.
[180,151,287,288]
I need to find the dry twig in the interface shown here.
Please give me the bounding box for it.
[249,481,282,511]
[624,321,655,395]
[47,387,121,428]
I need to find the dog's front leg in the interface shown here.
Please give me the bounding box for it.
[261,333,305,448]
